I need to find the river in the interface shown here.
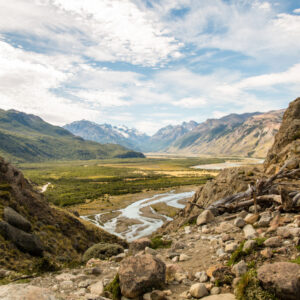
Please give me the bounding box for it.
[81,190,195,242]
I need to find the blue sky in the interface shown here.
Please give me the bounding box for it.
[0,0,299,134]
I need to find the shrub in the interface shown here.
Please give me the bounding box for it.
[150,236,172,249]
[104,274,121,300]
[82,243,124,262]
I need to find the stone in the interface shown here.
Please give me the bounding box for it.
[145,247,157,256]
[206,265,223,278]
[150,290,167,300]
[257,262,300,300]
[243,224,257,239]
[210,287,220,295]
[249,205,261,213]
[244,213,259,224]
[195,271,208,283]
[60,280,74,290]
[197,210,215,226]
[264,236,281,248]
[78,279,93,288]
[243,239,256,252]
[174,272,187,283]
[4,207,31,232]
[200,294,235,300]
[112,253,126,262]
[55,273,76,281]
[225,242,238,253]
[216,248,225,257]
[130,238,151,252]
[0,221,43,256]
[232,260,247,277]
[185,226,192,234]
[234,217,245,228]
[119,254,166,298]
[83,243,124,261]
[202,225,211,234]
[91,267,102,275]
[221,233,232,242]
[211,266,234,285]
[189,283,208,298]
[257,213,272,227]
[261,248,273,258]
[179,254,190,261]
[172,242,185,250]
[89,280,104,296]
[215,222,236,234]
[0,284,57,300]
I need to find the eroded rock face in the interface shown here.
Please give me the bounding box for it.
[119,254,166,298]
[264,97,300,173]
[257,262,300,300]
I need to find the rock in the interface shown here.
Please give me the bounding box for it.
[195,271,208,283]
[216,248,225,257]
[221,233,232,242]
[244,214,259,224]
[225,242,238,253]
[174,272,187,283]
[206,265,223,278]
[234,218,245,228]
[0,284,57,300]
[264,236,281,248]
[129,238,151,252]
[257,262,300,300]
[78,279,93,288]
[277,226,300,238]
[200,294,235,300]
[89,280,104,295]
[232,260,247,277]
[112,253,126,262]
[0,221,43,256]
[55,273,76,281]
[179,254,190,261]
[243,239,256,252]
[202,225,211,234]
[243,224,257,239]
[166,264,183,281]
[211,266,234,285]
[4,207,31,232]
[60,280,74,290]
[249,205,261,213]
[215,222,236,234]
[257,213,272,227]
[197,210,215,226]
[83,243,124,261]
[145,247,157,256]
[189,283,208,298]
[210,287,220,295]
[185,226,192,234]
[150,290,167,300]
[172,242,185,250]
[119,254,166,298]
[261,248,273,258]
[91,267,102,275]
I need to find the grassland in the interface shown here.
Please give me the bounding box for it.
[18,157,223,207]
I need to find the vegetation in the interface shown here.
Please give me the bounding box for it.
[235,269,277,300]
[104,274,121,300]
[19,157,217,207]
[0,109,144,163]
[150,235,172,249]
[82,243,124,262]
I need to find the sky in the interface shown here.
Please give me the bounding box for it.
[0,0,299,135]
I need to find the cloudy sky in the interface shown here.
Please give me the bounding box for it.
[0,0,299,134]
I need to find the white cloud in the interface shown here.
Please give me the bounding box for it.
[0,0,181,66]
[293,8,300,14]
[174,97,206,108]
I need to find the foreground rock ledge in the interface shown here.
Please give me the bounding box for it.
[257,262,300,300]
[119,254,166,298]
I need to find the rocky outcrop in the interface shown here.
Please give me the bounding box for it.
[4,207,32,232]
[119,254,166,298]
[257,262,300,300]
[264,98,300,173]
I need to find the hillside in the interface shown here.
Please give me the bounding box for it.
[64,120,149,152]
[0,109,144,163]
[0,156,126,273]
[168,110,283,157]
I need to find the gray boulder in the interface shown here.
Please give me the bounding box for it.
[119,254,166,298]
[0,221,43,256]
[4,207,31,232]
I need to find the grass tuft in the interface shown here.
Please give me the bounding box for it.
[150,236,172,249]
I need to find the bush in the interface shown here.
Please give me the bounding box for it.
[150,236,172,249]
[104,274,121,300]
[82,243,124,262]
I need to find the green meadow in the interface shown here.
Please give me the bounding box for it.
[18,157,224,207]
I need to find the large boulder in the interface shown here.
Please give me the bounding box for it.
[83,243,124,262]
[257,262,300,300]
[4,207,32,232]
[119,254,166,298]
[0,221,43,256]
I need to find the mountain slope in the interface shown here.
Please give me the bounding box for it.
[0,109,144,163]
[168,111,284,157]
[146,121,198,152]
[64,120,150,151]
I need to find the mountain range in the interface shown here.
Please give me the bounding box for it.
[65,110,284,158]
[0,109,144,163]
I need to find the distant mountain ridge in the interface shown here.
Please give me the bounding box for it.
[0,109,144,163]
[64,120,149,151]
